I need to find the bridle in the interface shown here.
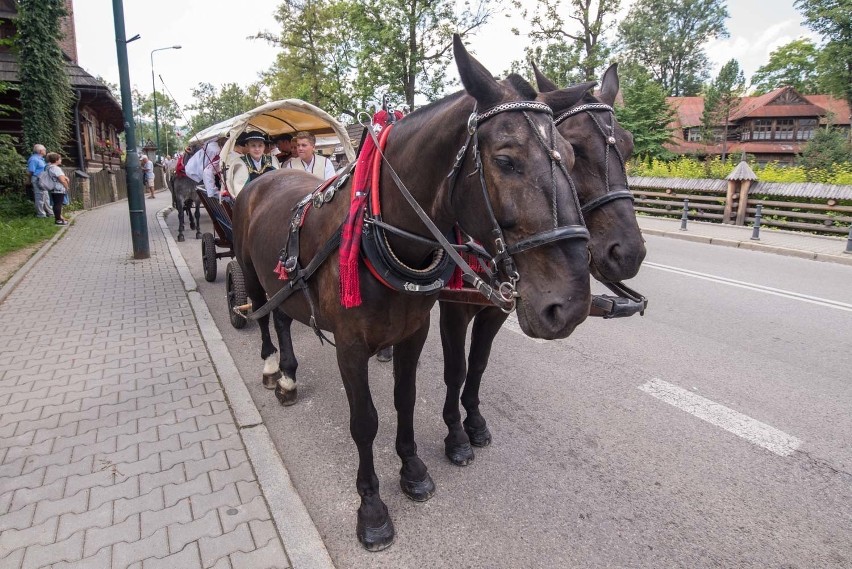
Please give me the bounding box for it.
[554,102,635,215]
[445,101,590,311]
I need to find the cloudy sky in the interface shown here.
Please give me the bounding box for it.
[73,0,815,117]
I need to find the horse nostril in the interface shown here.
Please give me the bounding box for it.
[607,242,622,263]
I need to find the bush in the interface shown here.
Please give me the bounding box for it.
[0,134,26,193]
[628,155,852,185]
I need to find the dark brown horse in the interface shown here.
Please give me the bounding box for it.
[167,145,202,242]
[439,63,648,465]
[233,36,593,550]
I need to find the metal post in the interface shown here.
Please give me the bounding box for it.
[679,198,689,231]
[751,204,763,241]
[150,46,180,162]
[112,0,149,259]
[845,224,852,254]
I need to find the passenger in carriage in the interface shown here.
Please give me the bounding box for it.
[228,130,277,196]
[272,133,293,164]
[284,131,334,181]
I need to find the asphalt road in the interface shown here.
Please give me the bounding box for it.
[167,210,852,569]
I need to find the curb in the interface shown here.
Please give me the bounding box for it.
[157,208,336,569]
[640,228,852,267]
[0,212,81,306]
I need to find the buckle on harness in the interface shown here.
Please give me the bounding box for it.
[283,256,298,273]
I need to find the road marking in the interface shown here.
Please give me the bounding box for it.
[644,261,852,313]
[639,378,801,457]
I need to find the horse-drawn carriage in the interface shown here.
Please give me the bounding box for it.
[183,100,356,327]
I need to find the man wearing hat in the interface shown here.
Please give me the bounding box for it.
[229,130,277,196]
[272,133,293,164]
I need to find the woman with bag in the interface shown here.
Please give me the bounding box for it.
[41,153,70,225]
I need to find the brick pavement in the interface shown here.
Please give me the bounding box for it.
[0,195,289,568]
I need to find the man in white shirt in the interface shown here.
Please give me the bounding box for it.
[284,131,334,181]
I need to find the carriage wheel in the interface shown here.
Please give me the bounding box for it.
[201,233,217,282]
[226,261,248,329]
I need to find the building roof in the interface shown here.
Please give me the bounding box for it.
[667,87,850,129]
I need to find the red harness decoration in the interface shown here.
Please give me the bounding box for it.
[339,111,400,308]
[446,228,485,289]
[175,155,187,179]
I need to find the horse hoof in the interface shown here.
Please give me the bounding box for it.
[464,423,492,448]
[195,232,202,239]
[177,234,185,242]
[445,442,475,466]
[262,370,282,389]
[356,516,395,552]
[376,347,392,362]
[275,385,298,406]
[400,473,435,502]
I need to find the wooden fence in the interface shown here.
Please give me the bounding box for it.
[62,165,163,210]
[630,177,852,236]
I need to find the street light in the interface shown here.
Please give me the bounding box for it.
[151,45,181,161]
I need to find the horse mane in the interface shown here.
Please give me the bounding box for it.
[505,74,538,100]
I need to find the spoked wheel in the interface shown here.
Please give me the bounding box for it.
[201,233,217,282]
[226,261,248,329]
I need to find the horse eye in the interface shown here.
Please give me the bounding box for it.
[494,156,515,171]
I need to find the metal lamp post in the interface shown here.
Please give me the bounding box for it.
[151,45,181,161]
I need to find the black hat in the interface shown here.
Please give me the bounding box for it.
[272,133,293,142]
[239,130,269,145]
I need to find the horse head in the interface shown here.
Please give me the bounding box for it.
[448,36,591,339]
[535,63,646,283]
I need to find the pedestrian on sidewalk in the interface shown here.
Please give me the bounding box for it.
[141,155,156,198]
[40,152,70,225]
[26,143,54,218]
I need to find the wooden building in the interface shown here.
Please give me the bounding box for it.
[666,86,851,164]
[0,0,123,170]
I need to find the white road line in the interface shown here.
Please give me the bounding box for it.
[639,378,801,457]
[644,261,852,313]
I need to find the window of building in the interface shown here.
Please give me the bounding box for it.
[752,119,772,140]
[686,127,702,142]
[796,118,817,140]
[775,118,794,140]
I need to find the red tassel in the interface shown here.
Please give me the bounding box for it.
[273,260,289,281]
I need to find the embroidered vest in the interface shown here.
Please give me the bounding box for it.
[241,154,276,182]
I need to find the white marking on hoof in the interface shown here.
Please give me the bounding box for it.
[277,374,296,392]
[263,356,278,375]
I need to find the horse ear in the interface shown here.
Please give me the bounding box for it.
[599,63,619,106]
[538,81,597,114]
[453,34,503,108]
[532,62,559,93]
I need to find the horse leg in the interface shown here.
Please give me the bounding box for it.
[271,308,298,406]
[439,302,476,466]
[461,308,508,448]
[176,201,186,242]
[393,321,435,501]
[336,343,394,551]
[194,199,202,239]
[242,262,278,387]
[187,199,196,231]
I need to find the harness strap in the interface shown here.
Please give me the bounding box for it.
[580,187,634,214]
[248,228,343,321]
[507,226,590,255]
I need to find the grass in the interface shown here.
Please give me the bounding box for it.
[0,192,61,257]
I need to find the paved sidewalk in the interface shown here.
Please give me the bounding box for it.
[637,215,852,266]
[0,194,290,568]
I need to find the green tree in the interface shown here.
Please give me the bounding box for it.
[349,0,494,110]
[16,0,73,153]
[617,0,729,96]
[259,0,360,118]
[795,0,852,110]
[0,82,25,191]
[749,38,823,94]
[186,82,266,135]
[701,59,744,161]
[509,0,621,84]
[615,66,674,160]
[800,123,852,174]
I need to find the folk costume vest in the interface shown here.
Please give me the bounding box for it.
[241,154,276,182]
[286,155,329,180]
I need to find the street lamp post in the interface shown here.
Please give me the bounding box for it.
[151,45,181,161]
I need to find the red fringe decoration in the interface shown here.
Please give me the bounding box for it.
[274,260,289,281]
[339,112,401,308]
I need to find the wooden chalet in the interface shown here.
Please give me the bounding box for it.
[666,86,851,164]
[0,0,123,170]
